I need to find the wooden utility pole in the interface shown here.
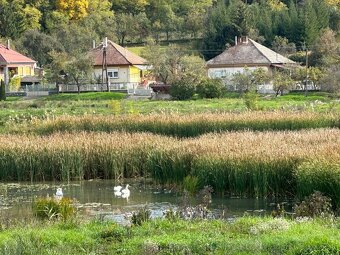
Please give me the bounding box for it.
[101,37,109,92]
[304,43,308,97]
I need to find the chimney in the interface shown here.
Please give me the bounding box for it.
[6,39,10,50]
[93,40,96,49]
[235,36,238,46]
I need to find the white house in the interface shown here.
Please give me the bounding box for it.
[206,36,297,93]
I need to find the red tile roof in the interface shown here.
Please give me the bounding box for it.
[90,40,147,66]
[0,44,36,64]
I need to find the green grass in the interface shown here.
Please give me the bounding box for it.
[44,92,127,101]
[0,217,338,254]
[0,93,339,130]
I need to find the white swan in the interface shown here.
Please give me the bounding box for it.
[114,190,122,197]
[114,185,122,191]
[121,184,130,196]
[55,188,63,198]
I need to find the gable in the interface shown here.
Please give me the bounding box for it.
[90,40,147,66]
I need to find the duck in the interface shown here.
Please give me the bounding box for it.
[55,188,63,198]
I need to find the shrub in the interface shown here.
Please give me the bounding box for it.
[183,175,199,196]
[170,78,196,100]
[294,191,334,218]
[243,91,259,110]
[9,76,21,92]
[196,79,224,98]
[33,197,76,221]
[131,207,151,226]
[0,80,5,101]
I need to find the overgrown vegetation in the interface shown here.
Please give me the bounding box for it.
[33,197,76,221]
[0,129,338,209]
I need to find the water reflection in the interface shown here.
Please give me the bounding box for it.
[0,179,291,223]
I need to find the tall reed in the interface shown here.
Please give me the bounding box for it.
[12,112,340,137]
[0,129,338,204]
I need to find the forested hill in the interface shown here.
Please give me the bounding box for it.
[0,0,339,65]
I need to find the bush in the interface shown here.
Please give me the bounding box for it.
[9,76,21,92]
[0,80,5,101]
[170,78,196,100]
[294,191,334,218]
[131,206,151,226]
[33,197,76,221]
[243,91,259,110]
[196,79,224,98]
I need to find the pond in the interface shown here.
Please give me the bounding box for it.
[0,179,293,224]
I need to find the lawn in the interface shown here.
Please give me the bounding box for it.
[0,217,338,255]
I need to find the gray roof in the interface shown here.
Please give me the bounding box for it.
[207,38,295,66]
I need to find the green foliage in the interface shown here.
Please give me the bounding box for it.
[170,78,196,100]
[294,191,334,218]
[196,79,224,99]
[33,197,76,221]
[99,224,126,241]
[295,160,340,206]
[183,175,199,196]
[8,77,21,92]
[243,91,259,110]
[0,80,5,101]
[131,207,151,226]
[0,217,339,255]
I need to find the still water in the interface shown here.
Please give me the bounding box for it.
[0,179,288,223]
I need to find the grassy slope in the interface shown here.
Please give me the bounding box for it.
[0,218,338,255]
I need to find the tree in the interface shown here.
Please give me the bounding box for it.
[272,36,296,56]
[0,0,26,39]
[229,0,252,36]
[143,42,206,84]
[55,0,89,20]
[0,80,6,101]
[231,67,254,92]
[111,0,148,15]
[273,71,294,96]
[231,67,270,93]
[17,30,64,67]
[309,28,338,67]
[65,53,93,93]
[23,5,42,30]
[46,51,69,91]
[308,67,325,90]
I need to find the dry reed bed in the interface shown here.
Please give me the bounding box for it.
[20,111,340,137]
[0,129,339,204]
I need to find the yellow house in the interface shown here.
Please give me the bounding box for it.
[0,41,37,89]
[90,39,150,89]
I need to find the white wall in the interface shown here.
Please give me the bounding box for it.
[93,66,129,83]
[207,66,269,79]
[208,66,275,93]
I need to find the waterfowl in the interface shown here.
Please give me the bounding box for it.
[121,184,130,196]
[114,185,122,191]
[114,190,122,197]
[55,188,63,198]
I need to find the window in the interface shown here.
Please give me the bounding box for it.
[108,69,119,79]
